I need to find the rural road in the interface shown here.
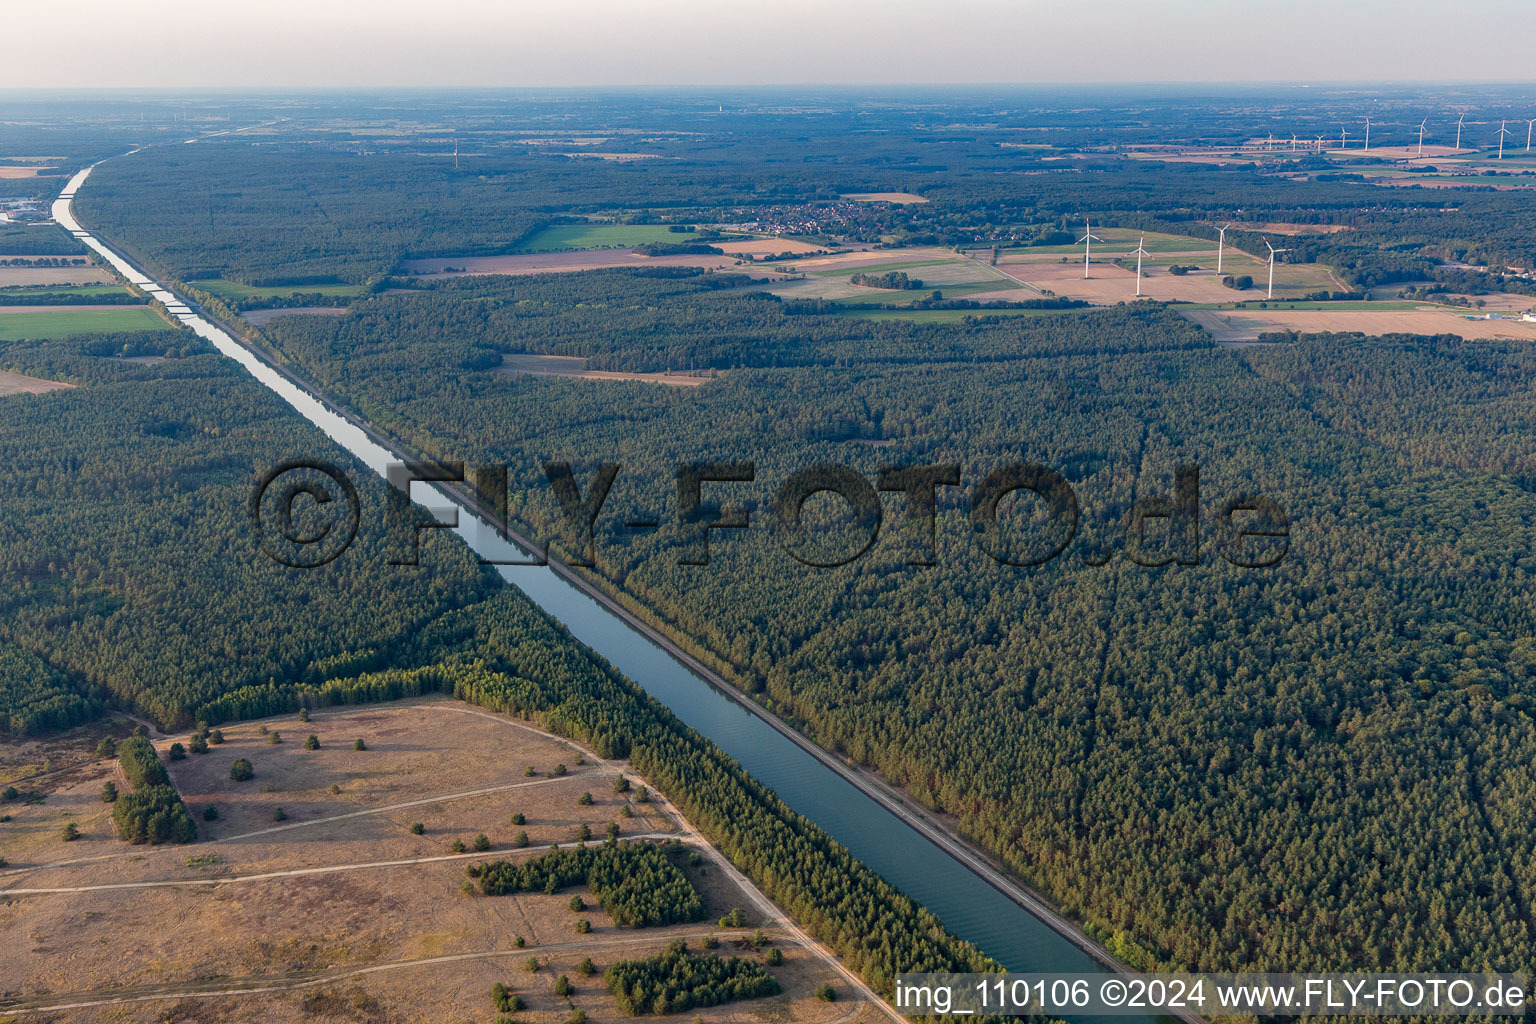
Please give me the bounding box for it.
[54,145,1204,1024]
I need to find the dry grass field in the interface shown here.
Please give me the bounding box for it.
[1180,307,1536,345]
[0,369,74,396]
[0,699,878,1024]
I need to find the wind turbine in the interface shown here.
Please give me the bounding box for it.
[1362,116,1372,152]
[453,138,459,171]
[1315,134,1328,153]
[1527,118,1535,152]
[1290,133,1299,152]
[1498,120,1514,159]
[1129,234,1153,298]
[1077,218,1103,279]
[1340,127,1351,150]
[1266,132,1275,151]
[1264,238,1291,300]
[1416,119,1428,158]
[1217,221,1234,275]
[1455,112,1466,150]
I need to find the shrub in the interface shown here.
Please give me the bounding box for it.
[511,812,526,825]
[273,807,288,821]
[514,830,529,848]
[209,729,224,744]
[450,838,466,853]
[554,975,574,996]
[0,786,17,802]
[267,731,282,745]
[203,805,219,821]
[304,734,320,750]
[298,708,310,722]
[100,781,118,803]
[168,742,186,760]
[474,833,492,852]
[575,919,591,934]
[577,792,593,806]
[814,984,835,1002]
[189,735,208,754]
[61,821,81,842]
[525,766,537,777]
[229,758,254,782]
[578,958,595,976]
[554,764,567,776]
[570,894,586,911]
[95,737,117,758]
[410,822,425,835]
[353,738,366,751]
[765,947,783,966]
[613,776,630,793]
[719,908,745,928]
[492,982,522,1012]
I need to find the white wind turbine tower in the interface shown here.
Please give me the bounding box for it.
[453,138,459,171]
[1416,119,1428,158]
[1264,237,1291,300]
[1498,120,1514,159]
[1315,134,1328,153]
[1340,126,1351,149]
[1217,221,1234,275]
[1527,118,1535,152]
[1129,233,1154,298]
[1362,116,1372,152]
[1077,218,1103,279]
[1455,112,1466,150]
[1290,133,1299,152]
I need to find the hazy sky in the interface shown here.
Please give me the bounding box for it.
[6,0,1534,89]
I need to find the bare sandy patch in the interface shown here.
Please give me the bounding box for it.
[840,192,928,204]
[0,369,73,395]
[1229,222,1351,236]
[495,354,718,388]
[0,264,111,286]
[1180,307,1536,344]
[0,166,51,178]
[241,306,350,326]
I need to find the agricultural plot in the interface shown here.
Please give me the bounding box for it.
[761,248,1024,304]
[0,284,134,301]
[516,224,701,252]
[0,369,74,396]
[0,699,870,1024]
[0,264,113,287]
[0,307,166,341]
[191,278,366,302]
[1180,306,1536,345]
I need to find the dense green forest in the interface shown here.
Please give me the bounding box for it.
[470,841,707,927]
[230,260,1536,978]
[0,328,494,731]
[604,939,779,1015]
[112,734,196,844]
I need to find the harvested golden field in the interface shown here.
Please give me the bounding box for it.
[1180,308,1536,345]
[0,699,879,1024]
[0,369,74,396]
[712,238,829,256]
[839,193,927,204]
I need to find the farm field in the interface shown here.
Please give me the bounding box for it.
[840,192,927,203]
[399,250,783,278]
[1179,306,1536,344]
[0,263,113,287]
[0,283,134,300]
[241,306,351,326]
[516,223,701,252]
[0,368,74,395]
[190,278,367,301]
[0,306,165,341]
[0,698,872,1024]
[759,248,1023,303]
